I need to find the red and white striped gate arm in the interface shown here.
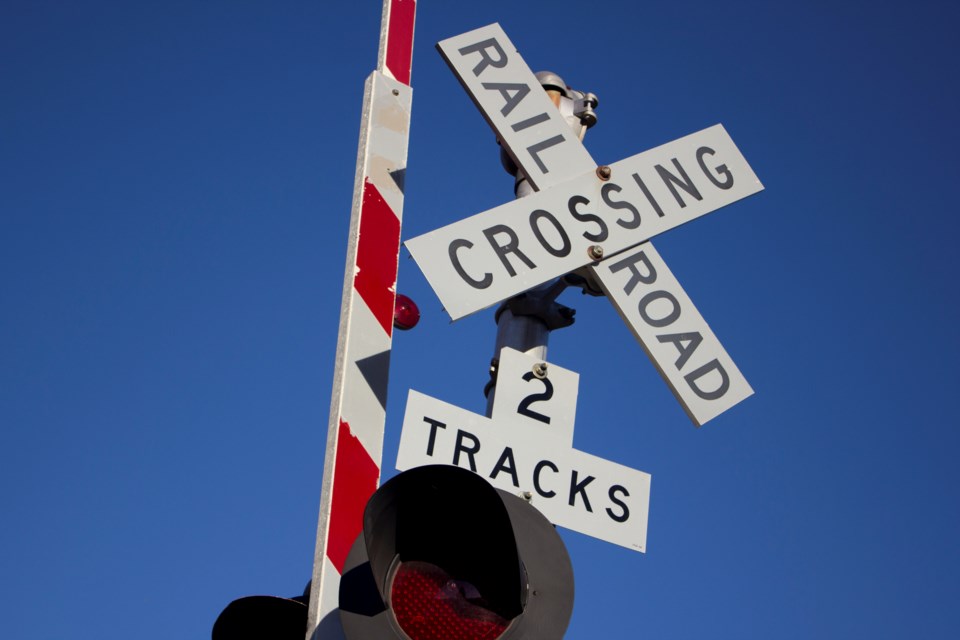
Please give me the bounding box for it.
[305,2,416,639]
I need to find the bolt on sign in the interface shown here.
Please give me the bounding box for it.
[405,23,762,426]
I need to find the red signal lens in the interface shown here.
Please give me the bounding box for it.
[393,294,420,330]
[390,561,510,640]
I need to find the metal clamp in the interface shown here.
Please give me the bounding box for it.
[572,91,599,128]
[493,280,576,331]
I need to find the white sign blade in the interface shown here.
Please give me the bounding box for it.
[405,124,763,320]
[436,23,594,190]
[397,390,651,553]
[592,243,753,425]
[490,347,579,446]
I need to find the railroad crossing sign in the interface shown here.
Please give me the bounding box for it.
[397,348,651,552]
[405,23,762,425]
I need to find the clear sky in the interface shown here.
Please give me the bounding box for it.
[2,1,959,638]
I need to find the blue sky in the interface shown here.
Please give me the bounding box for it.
[2,1,959,638]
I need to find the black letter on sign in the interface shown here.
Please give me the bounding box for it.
[512,112,550,132]
[533,460,559,498]
[569,470,595,512]
[684,359,731,400]
[697,146,734,190]
[481,82,531,117]
[453,430,481,472]
[482,224,536,277]
[608,249,657,295]
[657,332,704,370]
[458,38,508,76]
[638,290,681,328]
[601,182,642,230]
[606,485,630,523]
[423,417,446,456]
[527,135,565,174]
[632,173,665,218]
[568,195,608,242]
[449,239,492,289]
[529,209,571,258]
[656,159,702,208]
[490,447,520,487]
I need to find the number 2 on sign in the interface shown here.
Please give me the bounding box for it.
[490,347,578,446]
[517,371,553,424]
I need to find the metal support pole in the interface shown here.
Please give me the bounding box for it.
[305,3,416,639]
[492,177,551,358]
[484,74,597,415]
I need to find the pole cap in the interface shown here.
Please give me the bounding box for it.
[534,71,568,97]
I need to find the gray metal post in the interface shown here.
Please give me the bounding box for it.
[484,73,598,415]
[492,179,550,357]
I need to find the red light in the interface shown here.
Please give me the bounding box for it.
[390,561,510,640]
[393,293,420,330]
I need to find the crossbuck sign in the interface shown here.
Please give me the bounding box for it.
[406,24,764,425]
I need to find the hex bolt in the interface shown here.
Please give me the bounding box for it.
[532,362,548,379]
[588,245,604,261]
[596,165,612,181]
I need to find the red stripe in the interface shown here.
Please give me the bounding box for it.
[385,0,416,86]
[355,179,401,337]
[327,419,380,574]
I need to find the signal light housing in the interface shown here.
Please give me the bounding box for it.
[339,464,574,639]
[393,293,421,330]
[211,593,307,640]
